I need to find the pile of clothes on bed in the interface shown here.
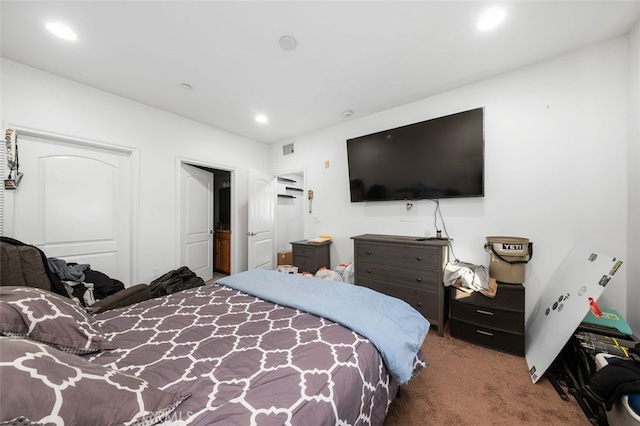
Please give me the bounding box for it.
[304,263,355,283]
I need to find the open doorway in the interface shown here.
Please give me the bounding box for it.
[212,168,231,279]
[276,171,305,255]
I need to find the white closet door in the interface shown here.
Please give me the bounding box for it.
[12,133,132,284]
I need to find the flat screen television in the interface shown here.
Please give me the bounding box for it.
[346,107,484,202]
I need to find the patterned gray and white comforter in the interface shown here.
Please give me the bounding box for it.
[87,283,428,425]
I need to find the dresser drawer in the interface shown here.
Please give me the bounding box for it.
[355,242,439,270]
[451,283,524,312]
[450,300,524,333]
[450,319,524,356]
[358,278,438,320]
[357,261,438,291]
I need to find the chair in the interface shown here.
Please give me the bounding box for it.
[0,237,150,313]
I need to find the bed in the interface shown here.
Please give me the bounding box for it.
[0,269,429,425]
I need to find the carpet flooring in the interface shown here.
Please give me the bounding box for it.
[384,325,592,425]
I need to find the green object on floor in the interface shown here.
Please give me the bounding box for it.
[583,308,633,336]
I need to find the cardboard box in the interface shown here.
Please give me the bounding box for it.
[278,250,292,266]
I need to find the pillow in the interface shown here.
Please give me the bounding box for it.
[0,337,190,425]
[0,286,113,354]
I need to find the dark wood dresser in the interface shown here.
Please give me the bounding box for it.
[450,283,525,356]
[290,240,331,274]
[351,234,449,336]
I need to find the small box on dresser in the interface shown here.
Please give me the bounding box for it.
[450,283,525,356]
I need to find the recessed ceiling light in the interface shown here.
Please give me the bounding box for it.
[279,35,297,51]
[477,7,506,31]
[180,83,192,90]
[255,114,269,124]
[46,21,77,41]
[342,110,354,118]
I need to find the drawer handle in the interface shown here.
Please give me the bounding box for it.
[416,302,423,307]
[416,256,422,261]
[367,250,372,255]
[366,269,372,274]
[476,309,494,316]
[416,277,422,282]
[476,330,494,337]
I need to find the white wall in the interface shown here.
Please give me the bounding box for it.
[270,37,631,323]
[0,59,270,284]
[1,34,635,331]
[627,21,640,336]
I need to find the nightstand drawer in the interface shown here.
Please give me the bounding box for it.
[357,261,438,291]
[451,283,524,311]
[294,245,317,257]
[450,319,524,356]
[450,300,524,333]
[355,242,438,270]
[293,256,316,273]
[357,278,438,319]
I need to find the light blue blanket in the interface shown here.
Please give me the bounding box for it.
[216,269,430,384]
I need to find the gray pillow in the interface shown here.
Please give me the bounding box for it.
[0,286,113,354]
[0,337,190,425]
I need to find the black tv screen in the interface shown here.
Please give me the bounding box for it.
[347,107,484,201]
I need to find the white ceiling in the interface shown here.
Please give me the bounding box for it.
[2,1,640,144]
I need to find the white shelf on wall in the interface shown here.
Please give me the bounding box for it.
[277,177,303,198]
[277,177,296,184]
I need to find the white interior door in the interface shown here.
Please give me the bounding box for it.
[248,169,275,270]
[11,132,132,284]
[180,163,214,281]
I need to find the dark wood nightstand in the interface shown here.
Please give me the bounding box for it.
[290,240,331,274]
[450,283,525,356]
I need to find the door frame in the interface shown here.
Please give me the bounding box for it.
[176,157,235,275]
[2,124,140,283]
